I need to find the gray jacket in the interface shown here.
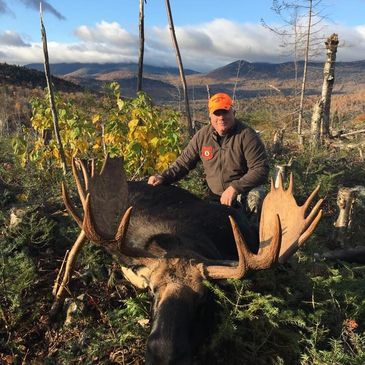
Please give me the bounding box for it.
[161,120,269,196]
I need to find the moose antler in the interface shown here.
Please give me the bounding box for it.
[200,214,281,279]
[51,157,141,316]
[260,173,323,263]
[200,174,323,278]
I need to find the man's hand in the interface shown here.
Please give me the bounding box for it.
[148,174,164,186]
[220,186,238,206]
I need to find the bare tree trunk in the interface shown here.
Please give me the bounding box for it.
[165,0,194,136]
[232,60,242,102]
[272,128,285,156]
[40,5,67,175]
[333,187,357,247]
[297,0,313,140]
[206,85,211,100]
[137,0,145,93]
[321,33,339,137]
[310,99,323,148]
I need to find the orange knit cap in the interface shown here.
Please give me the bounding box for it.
[208,93,233,114]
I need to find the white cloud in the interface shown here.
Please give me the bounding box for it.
[0,30,30,47]
[74,21,138,48]
[2,19,365,71]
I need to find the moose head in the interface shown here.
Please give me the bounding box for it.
[60,156,323,365]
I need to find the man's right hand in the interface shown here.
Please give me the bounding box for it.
[148,174,164,186]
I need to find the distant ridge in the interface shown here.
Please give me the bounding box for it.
[0,63,83,92]
[204,59,365,81]
[25,62,200,78]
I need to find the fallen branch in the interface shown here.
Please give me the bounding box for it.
[323,246,365,264]
[340,129,365,138]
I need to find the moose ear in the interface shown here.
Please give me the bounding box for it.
[121,266,151,289]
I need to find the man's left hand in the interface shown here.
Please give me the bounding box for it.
[220,186,238,206]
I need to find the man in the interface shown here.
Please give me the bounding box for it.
[148,93,269,209]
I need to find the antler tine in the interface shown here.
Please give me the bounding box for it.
[229,215,253,272]
[298,209,323,246]
[302,184,321,211]
[287,173,294,194]
[250,214,281,270]
[83,193,105,243]
[77,158,91,192]
[303,198,324,231]
[90,159,95,177]
[61,182,83,229]
[116,206,133,249]
[99,154,111,175]
[200,216,250,280]
[71,158,86,207]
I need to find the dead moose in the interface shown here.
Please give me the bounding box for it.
[58,156,323,365]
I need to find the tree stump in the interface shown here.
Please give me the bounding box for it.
[333,187,357,247]
[272,128,285,156]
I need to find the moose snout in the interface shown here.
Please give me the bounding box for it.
[146,333,192,365]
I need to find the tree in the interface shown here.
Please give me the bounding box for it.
[40,4,67,174]
[321,33,339,137]
[310,33,339,147]
[165,0,194,136]
[262,0,328,140]
[137,0,146,92]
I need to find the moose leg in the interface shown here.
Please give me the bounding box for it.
[50,230,87,318]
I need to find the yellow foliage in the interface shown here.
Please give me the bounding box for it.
[92,143,101,151]
[92,114,101,124]
[17,193,28,202]
[155,151,177,171]
[149,137,159,148]
[52,148,60,159]
[23,90,181,179]
[128,119,139,131]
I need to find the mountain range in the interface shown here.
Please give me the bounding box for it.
[2,60,365,103]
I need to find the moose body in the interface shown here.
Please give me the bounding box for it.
[61,157,323,365]
[126,181,258,260]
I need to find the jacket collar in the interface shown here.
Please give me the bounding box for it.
[210,119,240,141]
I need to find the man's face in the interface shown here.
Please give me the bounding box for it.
[210,108,235,136]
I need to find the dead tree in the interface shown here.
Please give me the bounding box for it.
[333,187,357,247]
[310,34,339,146]
[310,99,323,148]
[40,5,67,175]
[165,0,194,136]
[321,33,339,137]
[297,0,313,139]
[137,0,146,92]
[272,128,285,156]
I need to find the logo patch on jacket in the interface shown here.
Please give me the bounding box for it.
[201,146,213,160]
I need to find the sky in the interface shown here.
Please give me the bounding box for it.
[0,0,365,72]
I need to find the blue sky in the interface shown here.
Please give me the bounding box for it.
[1,0,365,71]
